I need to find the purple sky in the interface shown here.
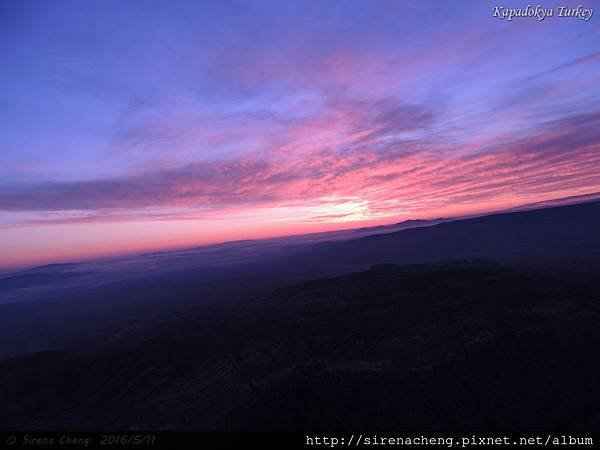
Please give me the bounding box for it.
[1,0,599,268]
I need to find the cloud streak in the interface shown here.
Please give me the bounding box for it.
[2,108,599,224]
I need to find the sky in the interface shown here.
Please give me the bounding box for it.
[1,0,599,269]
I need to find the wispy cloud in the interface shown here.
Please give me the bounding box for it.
[2,106,599,225]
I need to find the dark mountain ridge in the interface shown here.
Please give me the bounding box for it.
[1,200,600,430]
[281,200,600,274]
[1,261,599,430]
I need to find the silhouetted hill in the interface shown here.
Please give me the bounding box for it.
[1,261,599,430]
[285,200,600,273]
[1,200,600,430]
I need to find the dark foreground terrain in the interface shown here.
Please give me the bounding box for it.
[1,201,600,430]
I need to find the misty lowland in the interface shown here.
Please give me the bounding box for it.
[1,200,600,430]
